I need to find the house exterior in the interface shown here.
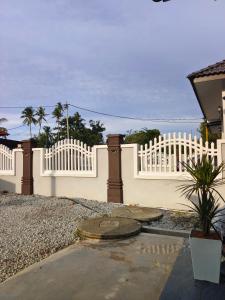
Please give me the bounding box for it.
[188,59,225,137]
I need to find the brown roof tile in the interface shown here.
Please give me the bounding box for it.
[188,59,225,79]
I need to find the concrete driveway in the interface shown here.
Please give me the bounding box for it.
[0,233,225,300]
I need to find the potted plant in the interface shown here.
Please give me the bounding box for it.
[179,155,225,284]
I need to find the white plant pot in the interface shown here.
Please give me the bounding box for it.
[190,230,222,284]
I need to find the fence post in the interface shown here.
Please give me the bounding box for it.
[107,134,124,203]
[21,139,36,195]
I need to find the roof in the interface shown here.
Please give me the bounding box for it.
[187,59,225,79]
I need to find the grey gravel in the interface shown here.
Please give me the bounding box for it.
[150,209,198,230]
[0,193,121,283]
[0,193,196,284]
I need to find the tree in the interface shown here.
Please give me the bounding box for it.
[35,126,53,147]
[198,121,220,144]
[35,106,48,135]
[21,106,37,138]
[58,112,105,146]
[52,102,64,140]
[124,128,160,145]
[0,118,8,138]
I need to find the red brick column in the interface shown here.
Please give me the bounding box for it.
[21,139,36,195]
[107,134,124,203]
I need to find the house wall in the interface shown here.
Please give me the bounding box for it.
[32,147,108,201]
[0,150,23,193]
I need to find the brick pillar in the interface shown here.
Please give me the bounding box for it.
[107,134,124,203]
[21,139,36,195]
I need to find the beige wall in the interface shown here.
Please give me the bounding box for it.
[33,148,108,202]
[0,150,23,193]
[121,146,225,210]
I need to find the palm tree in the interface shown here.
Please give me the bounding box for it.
[52,102,64,140]
[21,106,37,138]
[179,155,225,236]
[43,126,52,147]
[36,106,47,135]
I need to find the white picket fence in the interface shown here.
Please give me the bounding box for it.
[0,144,14,175]
[41,139,96,177]
[137,132,218,178]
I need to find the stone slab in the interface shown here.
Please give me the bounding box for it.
[111,206,163,222]
[0,233,186,300]
[77,216,142,239]
[142,226,191,238]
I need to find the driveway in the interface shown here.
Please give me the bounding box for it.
[0,233,225,300]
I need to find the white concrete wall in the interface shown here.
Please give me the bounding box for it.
[121,145,225,210]
[0,150,23,193]
[33,147,108,202]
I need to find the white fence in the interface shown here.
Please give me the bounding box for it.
[0,144,14,175]
[41,139,97,177]
[137,132,218,178]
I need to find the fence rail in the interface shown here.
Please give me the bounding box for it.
[0,144,14,175]
[41,139,96,177]
[137,132,218,178]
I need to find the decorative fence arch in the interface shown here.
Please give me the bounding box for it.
[136,132,219,178]
[0,144,14,175]
[40,139,97,177]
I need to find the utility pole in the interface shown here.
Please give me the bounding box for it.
[64,102,69,139]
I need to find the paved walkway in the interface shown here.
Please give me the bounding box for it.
[0,233,225,300]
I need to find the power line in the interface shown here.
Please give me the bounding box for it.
[0,105,55,109]
[7,124,25,131]
[1,103,203,129]
[69,103,203,123]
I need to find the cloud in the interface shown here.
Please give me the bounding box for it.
[1,0,225,140]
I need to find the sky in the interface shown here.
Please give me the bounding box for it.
[1,0,225,140]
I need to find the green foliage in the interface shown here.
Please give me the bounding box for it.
[198,121,220,144]
[34,112,105,147]
[35,106,47,135]
[35,126,53,148]
[58,112,105,146]
[52,102,64,139]
[21,106,37,138]
[124,128,160,145]
[179,155,225,235]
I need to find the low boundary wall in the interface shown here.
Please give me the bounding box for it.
[0,135,225,211]
[33,146,108,201]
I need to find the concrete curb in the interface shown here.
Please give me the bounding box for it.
[142,226,190,238]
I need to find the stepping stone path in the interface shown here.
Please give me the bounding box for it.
[111,206,163,222]
[77,217,141,240]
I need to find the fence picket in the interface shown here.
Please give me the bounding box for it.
[173,133,177,172]
[178,132,182,172]
[137,132,218,177]
[42,138,96,175]
[163,134,166,173]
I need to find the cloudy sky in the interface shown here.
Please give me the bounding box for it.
[1,0,225,139]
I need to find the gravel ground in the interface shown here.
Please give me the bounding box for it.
[0,193,197,283]
[0,193,121,283]
[150,209,198,230]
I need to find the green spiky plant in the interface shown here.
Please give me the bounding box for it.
[179,155,225,237]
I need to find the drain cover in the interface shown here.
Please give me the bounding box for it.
[111,206,163,222]
[77,217,141,239]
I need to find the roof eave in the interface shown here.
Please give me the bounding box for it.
[187,76,206,120]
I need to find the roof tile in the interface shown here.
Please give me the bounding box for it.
[188,59,225,79]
